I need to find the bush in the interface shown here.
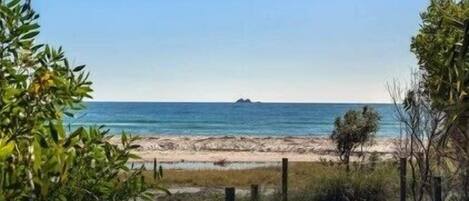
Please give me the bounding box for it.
[330,106,380,171]
[410,0,469,198]
[278,163,399,201]
[0,1,158,200]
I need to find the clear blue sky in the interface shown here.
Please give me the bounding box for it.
[35,0,427,103]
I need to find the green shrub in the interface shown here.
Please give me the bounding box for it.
[273,163,399,201]
[0,1,159,200]
[410,1,469,198]
[330,106,380,171]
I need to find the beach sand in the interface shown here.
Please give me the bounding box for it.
[112,136,398,162]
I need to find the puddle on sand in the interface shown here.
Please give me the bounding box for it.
[129,161,281,170]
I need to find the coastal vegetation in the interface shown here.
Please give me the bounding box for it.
[388,0,469,200]
[151,162,399,201]
[1,0,468,200]
[330,106,380,171]
[156,0,469,200]
[0,1,156,200]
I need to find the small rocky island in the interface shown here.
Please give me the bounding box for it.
[235,98,258,103]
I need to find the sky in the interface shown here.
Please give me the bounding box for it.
[34,0,428,103]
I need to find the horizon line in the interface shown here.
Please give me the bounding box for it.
[85,100,395,104]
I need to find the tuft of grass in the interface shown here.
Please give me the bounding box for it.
[147,161,400,201]
[144,166,281,187]
[274,162,400,201]
[144,162,396,187]
[157,191,224,201]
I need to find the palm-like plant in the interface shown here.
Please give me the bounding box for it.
[411,0,469,198]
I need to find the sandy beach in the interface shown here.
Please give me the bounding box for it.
[114,136,398,162]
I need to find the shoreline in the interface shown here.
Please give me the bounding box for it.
[110,133,399,139]
[112,135,398,163]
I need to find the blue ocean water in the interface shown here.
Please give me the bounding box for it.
[64,102,400,138]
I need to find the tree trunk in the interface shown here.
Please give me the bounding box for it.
[345,153,350,172]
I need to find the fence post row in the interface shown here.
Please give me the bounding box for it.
[222,157,418,201]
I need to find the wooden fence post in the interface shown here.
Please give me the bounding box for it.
[400,157,407,201]
[225,187,235,201]
[251,184,259,201]
[153,158,157,179]
[282,158,288,201]
[433,176,442,201]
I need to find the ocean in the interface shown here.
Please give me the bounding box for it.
[65,102,400,138]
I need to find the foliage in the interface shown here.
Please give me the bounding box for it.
[411,0,469,111]
[0,0,157,200]
[410,0,469,199]
[153,162,398,201]
[272,163,399,201]
[388,72,449,201]
[367,151,381,170]
[330,106,380,171]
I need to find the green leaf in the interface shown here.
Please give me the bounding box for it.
[32,44,44,52]
[56,122,65,138]
[73,65,86,72]
[21,31,39,40]
[0,140,15,160]
[7,0,21,8]
[33,140,42,171]
[38,135,49,148]
[64,111,74,117]
[17,23,40,33]
[49,121,59,143]
[0,5,13,16]
[69,127,83,139]
[3,87,21,99]
[121,133,127,145]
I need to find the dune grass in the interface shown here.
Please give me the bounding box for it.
[157,166,281,187]
[145,162,398,191]
[143,162,332,188]
[143,161,401,200]
[282,162,400,201]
